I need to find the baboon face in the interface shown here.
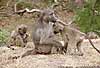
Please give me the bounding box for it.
[17,24,27,35]
[42,9,57,23]
[53,23,64,34]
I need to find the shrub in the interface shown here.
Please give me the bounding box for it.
[16,1,34,10]
[75,0,100,34]
[0,28,10,46]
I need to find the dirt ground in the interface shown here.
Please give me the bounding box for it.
[0,39,100,68]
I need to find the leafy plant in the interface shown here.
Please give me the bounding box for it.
[75,0,100,33]
[0,28,10,46]
[16,1,33,10]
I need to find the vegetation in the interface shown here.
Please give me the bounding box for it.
[0,0,100,45]
[75,0,100,34]
[0,28,10,46]
[16,1,34,10]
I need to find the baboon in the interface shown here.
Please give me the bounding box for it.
[61,26,84,56]
[32,9,65,54]
[21,42,36,58]
[19,9,67,57]
[14,5,100,56]
[25,42,35,49]
[53,23,100,56]
[14,4,73,55]
[65,27,100,56]
[8,24,29,50]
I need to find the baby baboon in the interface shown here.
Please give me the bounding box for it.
[8,24,29,49]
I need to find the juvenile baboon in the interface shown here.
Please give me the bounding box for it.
[8,24,29,50]
[62,26,84,56]
[54,24,100,56]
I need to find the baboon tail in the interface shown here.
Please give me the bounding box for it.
[87,38,100,54]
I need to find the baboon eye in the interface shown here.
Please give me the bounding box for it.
[23,28,27,31]
[50,13,53,15]
[19,28,21,30]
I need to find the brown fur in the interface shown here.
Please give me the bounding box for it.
[8,24,29,49]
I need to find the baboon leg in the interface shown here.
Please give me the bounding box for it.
[76,40,83,56]
[51,46,58,54]
[51,46,64,54]
[40,36,64,54]
[67,41,78,55]
[59,29,69,54]
[62,42,68,54]
[40,36,63,47]
[67,39,83,56]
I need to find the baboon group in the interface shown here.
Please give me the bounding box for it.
[8,5,100,57]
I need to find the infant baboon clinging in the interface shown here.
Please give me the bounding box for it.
[8,24,29,49]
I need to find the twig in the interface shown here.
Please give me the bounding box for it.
[14,3,42,14]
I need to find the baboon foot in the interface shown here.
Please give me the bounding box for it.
[71,52,83,56]
[67,51,83,56]
[8,56,20,60]
[62,48,67,55]
[68,52,76,56]
[76,51,83,56]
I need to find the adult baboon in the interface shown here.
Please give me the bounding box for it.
[8,24,29,50]
[32,9,66,54]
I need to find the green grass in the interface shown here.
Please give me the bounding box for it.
[0,28,10,46]
[75,0,100,34]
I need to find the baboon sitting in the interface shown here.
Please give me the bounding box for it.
[8,24,29,49]
[13,6,76,56]
[21,9,65,57]
[32,9,64,54]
